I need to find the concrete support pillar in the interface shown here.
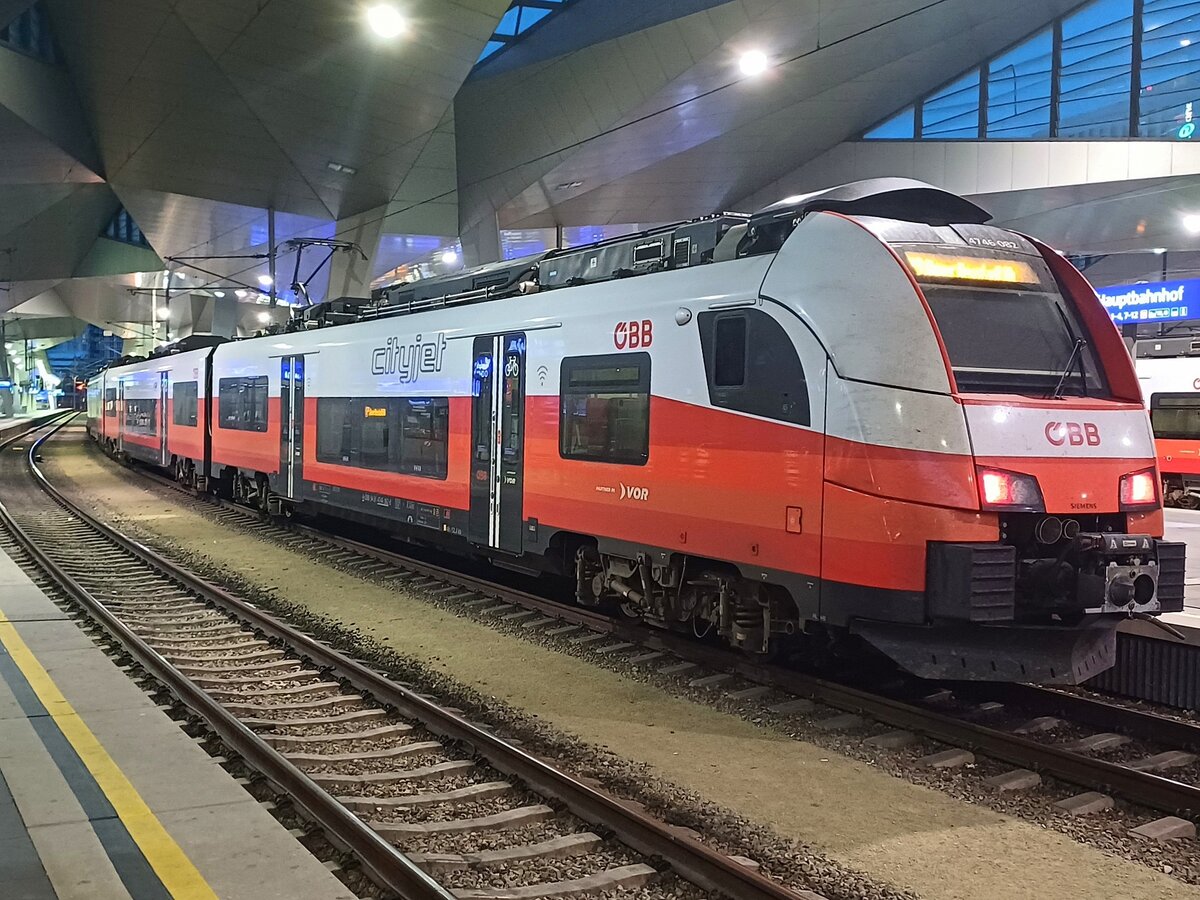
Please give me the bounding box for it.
[0,345,13,417]
[461,211,502,267]
[327,210,385,300]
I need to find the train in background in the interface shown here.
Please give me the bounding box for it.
[87,178,1184,685]
[1136,338,1200,507]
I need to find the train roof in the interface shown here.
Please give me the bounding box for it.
[356,178,995,328]
[749,177,991,229]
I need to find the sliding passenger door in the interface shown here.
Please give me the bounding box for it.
[468,333,526,553]
[159,371,169,465]
[117,378,126,455]
[279,355,305,499]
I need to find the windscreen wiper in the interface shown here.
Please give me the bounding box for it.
[1050,303,1089,399]
[1051,337,1087,400]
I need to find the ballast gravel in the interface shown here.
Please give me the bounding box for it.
[48,436,1200,900]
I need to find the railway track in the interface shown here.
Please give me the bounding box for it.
[0,416,819,900]
[82,427,1200,839]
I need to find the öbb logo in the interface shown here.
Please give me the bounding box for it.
[1045,422,1100,447]
[614,320,653,350]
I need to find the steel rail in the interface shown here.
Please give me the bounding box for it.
[138,457,1200,818]
[33,423,809,899]
[0,416,455,900]
[979,682,1200,753]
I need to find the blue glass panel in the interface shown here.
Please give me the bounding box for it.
[864,106,916,139]
[987,29,1053,137]
[494,7,521,36]
[102,207,150,248]
[922,70,981,138]
[477,40,506,62]
[517,6,552,32]
[1140,0,1200,137]
[1058,0,1134,137]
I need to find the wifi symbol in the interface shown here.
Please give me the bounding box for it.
[536,365,549,386]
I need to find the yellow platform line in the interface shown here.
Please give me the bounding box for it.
[0,618,218,899]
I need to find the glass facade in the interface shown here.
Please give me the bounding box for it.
[103,208,152,249]
[987,29,1053,137]
[864,0,1200,140]
[922,71,982,138]
[0,2,60,64]
[477,1,576,65]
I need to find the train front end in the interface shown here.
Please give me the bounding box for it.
[878,224,1183,681]
[763,181,1185,683]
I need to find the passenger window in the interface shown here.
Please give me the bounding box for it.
[315,396,448,479]
[124,398,158,435]
[173,381,199,427]
[217,376,269,432]
[699,309,810,426]
[713,316,747,386]
[104,388,117,417]
[1150,394,1200,440]
[559,353,650,465]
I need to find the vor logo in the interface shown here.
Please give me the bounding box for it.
[1045,421,1101,447]
[619,483,649,501]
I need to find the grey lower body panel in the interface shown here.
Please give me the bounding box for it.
[851,618,1118,684]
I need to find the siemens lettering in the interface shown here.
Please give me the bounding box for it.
[371,333,448,382]
[1096,279,1193,325]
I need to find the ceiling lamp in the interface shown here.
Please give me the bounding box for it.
[739,50,771,77]
[1184,214,1200,234]
[366,4,406,38]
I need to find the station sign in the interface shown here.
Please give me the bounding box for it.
[1094,278,1195,325]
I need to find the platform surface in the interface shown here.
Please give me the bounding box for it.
[0,545,355,900]
[0,410,66,438]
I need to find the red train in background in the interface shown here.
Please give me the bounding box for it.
[1136,342,1200,508]
[87,179,1184,684]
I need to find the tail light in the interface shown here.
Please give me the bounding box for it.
[1119,468,1159,511]
[977,467,1044,512]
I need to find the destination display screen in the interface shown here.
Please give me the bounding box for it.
[903,251,1039,286]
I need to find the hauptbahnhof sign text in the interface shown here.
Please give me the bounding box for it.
[1095,279,1193,325]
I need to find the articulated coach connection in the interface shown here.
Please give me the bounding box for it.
[87,178,1185,684]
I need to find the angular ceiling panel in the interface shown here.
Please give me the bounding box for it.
[456,0,1086,230]
[42,0,507,223]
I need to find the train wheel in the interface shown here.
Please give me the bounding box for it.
[1180,494,1200,510]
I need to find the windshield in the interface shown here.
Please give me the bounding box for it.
[902,246,1109,397]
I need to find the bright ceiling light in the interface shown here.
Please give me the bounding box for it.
[366,3,406,38]
[235,289,248,299]
[739,49,771,77]
[257,311,272,324]
[158,306,169,317]
[440,249,459,265]
[1184,214,1200,234]
[1152,247,1168,254]
[1183,38,1193,47]
[257,274,273,287]
[214,291,225,298]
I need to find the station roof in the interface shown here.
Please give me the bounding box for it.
[1,0,1196,342]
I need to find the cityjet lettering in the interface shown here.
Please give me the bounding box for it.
[371,333,448,382]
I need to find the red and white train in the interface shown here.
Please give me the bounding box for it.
[87,179,1184,684]
[1136,340,1200,506]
